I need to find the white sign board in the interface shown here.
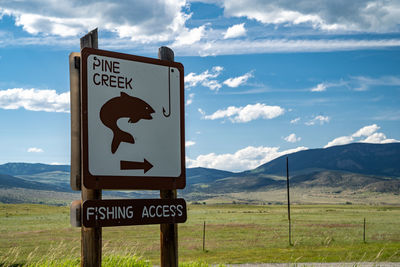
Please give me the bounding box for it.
[81,48,185,189]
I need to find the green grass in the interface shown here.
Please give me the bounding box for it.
[0,204,399,266]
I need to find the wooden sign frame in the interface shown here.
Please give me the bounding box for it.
[80,48,185,190]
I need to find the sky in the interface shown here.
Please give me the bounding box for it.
[0,0,399,172]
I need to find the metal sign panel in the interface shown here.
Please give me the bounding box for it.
[81,48,185,189]
[82,198,187,227]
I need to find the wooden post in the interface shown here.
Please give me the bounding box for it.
[286,157,292,246]
[159,46,178,267]
[203,221,206,251]
[70,51,81,191]
[363,217,366,243]
[80,28,102,267]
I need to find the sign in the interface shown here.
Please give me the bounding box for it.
[82,198,187,227]
[81,48,185,189]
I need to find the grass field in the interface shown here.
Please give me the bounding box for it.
[0,203,399,266]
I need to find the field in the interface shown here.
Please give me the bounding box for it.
[0,203,399,266]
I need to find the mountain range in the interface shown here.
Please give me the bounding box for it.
[0,143,399,205]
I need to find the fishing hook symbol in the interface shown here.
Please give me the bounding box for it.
[163,67,171,118]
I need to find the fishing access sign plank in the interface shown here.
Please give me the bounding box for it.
[80,48,185,190]
[82,198,187,227]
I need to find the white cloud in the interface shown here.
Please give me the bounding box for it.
[324,124,400,148]
[290,117,300,124]
[310,80,348,92]
[1,31,400,55]
[305,115,330,126]
[173,38,400,57]
[185,141,196,147]
[202,80,222,91]
[0,0,191,43]
[223,23,246,39]
[324,136,354,148]
[360,132,398,144]
[204,103,285,123]
[186,145,308,172]
[352,124,380,137]
[284,133,301,143]
[1,1,400,56]
[27,147,43,153]
[310,83,327,92]
[223,71,253,88]
[198,108,206,116]
[185,66,223,91]
[0,88,69,113]
[186,93,195,106]
[308,76,400,93]
[221,0,400,32]
[173,25,206,46]
[351,76,400,91]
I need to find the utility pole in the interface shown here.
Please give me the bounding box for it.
[286,156,292,246]
[203,221,206,251]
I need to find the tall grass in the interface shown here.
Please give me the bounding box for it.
[1,204,399,265]
[0,241,151,267]
[0,242,224,267]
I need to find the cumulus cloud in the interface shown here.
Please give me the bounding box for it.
[186,145,308,172]
[1,0,400,56]
[204,103,285,123]
[185,66,223,91]
[0,88,69,113]
[352,124,380,137]
[284,133,301,143]
[0,0,192,43]
[305,115,330,126]
[221,0,400,32]
[173,25,206,46]
[360,132,398,144]
[223,71,253,88]
[324,136,355,148]
[324,124,399,148]
[27,147,44,153]
[223,23,246,39]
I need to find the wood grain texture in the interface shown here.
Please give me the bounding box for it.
[80,28,102,267]
[159,46,178,267]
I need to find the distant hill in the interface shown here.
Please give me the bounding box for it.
[0,143,399,204]
[0,173,65,191]
[186,167,235,184]
[290,170,400,193]
[247,143,400,177]
[0,163,70,176]
[183,143,400,202]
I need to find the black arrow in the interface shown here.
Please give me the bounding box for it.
[120,159,153,173]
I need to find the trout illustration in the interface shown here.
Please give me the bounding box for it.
[100,92,155,154]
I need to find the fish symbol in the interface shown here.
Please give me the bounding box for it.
[100,92,155,154]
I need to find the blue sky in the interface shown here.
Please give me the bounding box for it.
[0,0,399,172]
